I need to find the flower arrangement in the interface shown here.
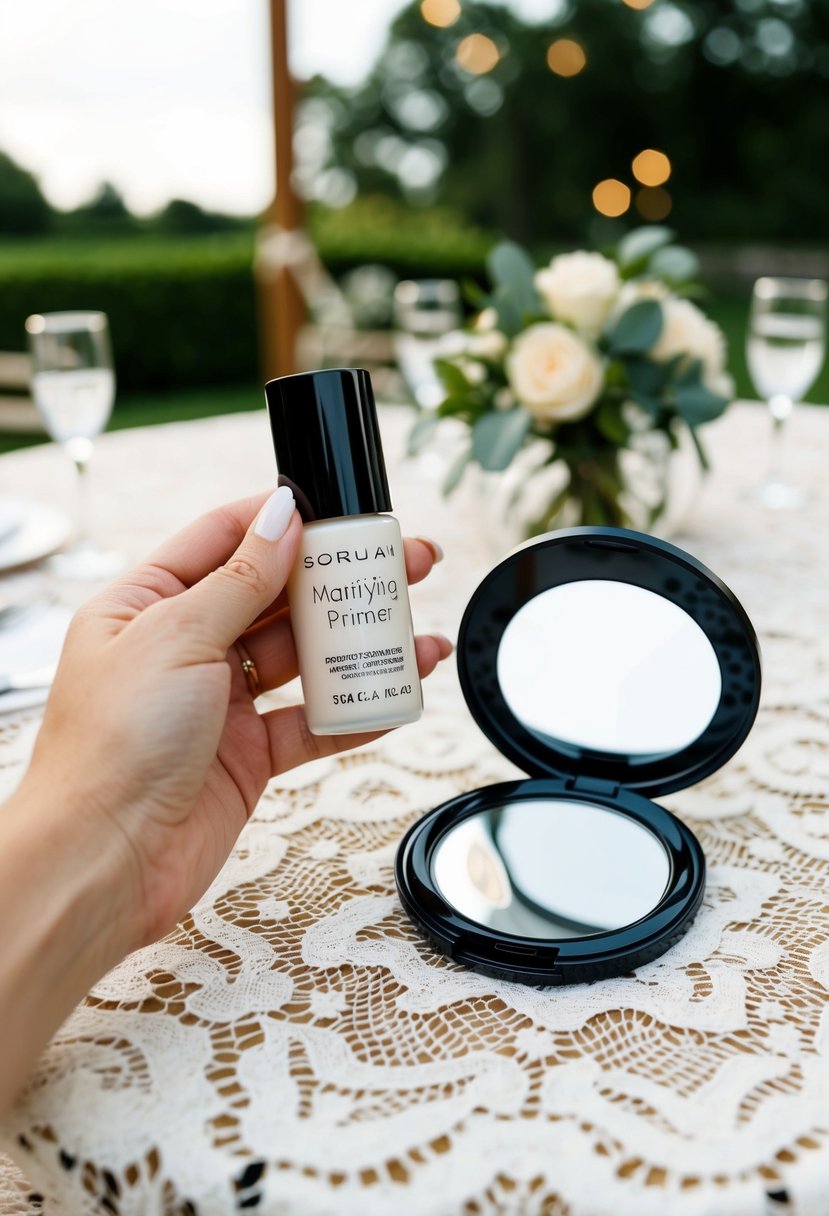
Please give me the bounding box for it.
[409,227,732,533]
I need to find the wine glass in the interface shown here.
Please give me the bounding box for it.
[746,276,827,508]
[26,311,124,579]
[393,279,463,409]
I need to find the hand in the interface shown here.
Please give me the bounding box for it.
[20,488,450,953]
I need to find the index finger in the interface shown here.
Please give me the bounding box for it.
[144,491,272,588]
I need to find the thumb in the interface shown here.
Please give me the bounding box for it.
[171,485,300,655]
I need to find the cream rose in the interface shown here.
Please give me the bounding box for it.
[649,296,731,394]
[507,323,603,425]
[535,251,621,337]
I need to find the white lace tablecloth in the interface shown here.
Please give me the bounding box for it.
[1,403,829,1216]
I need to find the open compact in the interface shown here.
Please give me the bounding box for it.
[395,526,762,986]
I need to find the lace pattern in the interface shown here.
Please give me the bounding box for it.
[1,405,829,1215]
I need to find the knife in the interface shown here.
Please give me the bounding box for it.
[0,664,57,696]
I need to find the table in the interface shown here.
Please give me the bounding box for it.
[1,403,829,1216]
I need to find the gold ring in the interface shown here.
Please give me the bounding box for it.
[235,641,261,698]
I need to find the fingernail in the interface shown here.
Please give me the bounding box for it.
[417,536,444,563]
[255,485,295,541]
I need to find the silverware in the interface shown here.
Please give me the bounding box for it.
[0,664,56,696]
[0,592,54,632]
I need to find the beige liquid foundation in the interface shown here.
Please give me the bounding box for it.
[265,368,423,735]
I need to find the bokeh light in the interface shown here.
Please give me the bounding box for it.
[456,33,501,75]
[546,39,587,77]
[632,148,671,186]
[636,186,673,220]
[420,0,461,28]
[622,0,657,9]
[592,178,631,217]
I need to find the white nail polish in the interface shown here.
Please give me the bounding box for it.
[254,484,295,541]
[266,369,423,737]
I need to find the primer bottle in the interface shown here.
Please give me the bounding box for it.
[265,368,423,735]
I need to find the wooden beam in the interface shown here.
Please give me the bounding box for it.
[257,0,305,381]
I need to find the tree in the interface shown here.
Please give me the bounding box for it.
[78,181,132,222]
[302,0,829,244]
[0,150,52,235]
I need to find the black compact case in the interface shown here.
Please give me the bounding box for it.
[395,527,762,986]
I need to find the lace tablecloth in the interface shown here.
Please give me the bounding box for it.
[1,403,829,1216]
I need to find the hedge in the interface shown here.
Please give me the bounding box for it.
[0,203,496,395]
[0,234,259,395]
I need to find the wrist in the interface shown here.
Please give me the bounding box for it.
[3,771,140,975]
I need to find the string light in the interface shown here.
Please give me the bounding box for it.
[546,38,587,77]
[636,187,673,220]
[632,149,671,187]
[456,33,500,74]
[420,0,461,28]
[592,179,631,217]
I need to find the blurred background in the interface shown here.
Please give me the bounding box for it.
[2,0,829,452]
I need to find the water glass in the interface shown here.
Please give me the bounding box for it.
[393,279,462,409]
[26,311,124,578]
[746,277,827,508]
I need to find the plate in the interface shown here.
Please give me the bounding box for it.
[0,500,71,573]
[0,603,72,715]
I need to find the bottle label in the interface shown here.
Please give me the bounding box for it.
[288,518,423,732]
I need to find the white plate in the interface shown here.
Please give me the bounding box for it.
[0,500,71,573]
[0,603,72,715]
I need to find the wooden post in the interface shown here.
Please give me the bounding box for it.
[257,0,305,380]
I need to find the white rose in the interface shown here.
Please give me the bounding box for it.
[507,323,603,425]
[535,251,621,337]
[612,277,669,319]
[650,296,731,394]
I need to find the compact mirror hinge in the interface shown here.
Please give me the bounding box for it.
[568,775,621,798]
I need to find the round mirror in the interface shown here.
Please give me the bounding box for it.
[496,580,722,758]
[432,798,671,939]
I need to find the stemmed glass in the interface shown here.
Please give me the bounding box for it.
[393,279,462,409]
[746,277,827,508]
[26,311,124,578]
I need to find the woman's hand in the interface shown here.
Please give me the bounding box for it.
[17,487,450,953]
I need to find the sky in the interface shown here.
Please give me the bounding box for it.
[0,0,561,217]
[0,0,411,216]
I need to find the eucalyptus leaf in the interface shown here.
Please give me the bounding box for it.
[472,407,532,471]
[624,356,665,396]
[675,382,729,426]
[648,244,699,284]
[407,414,440,457]
[487,241,540,315]
[595,399,629,445]
[492,282,523,336]
[630,390,662,419]
[607,299,664,356]
[442,445,473,495]
[617,226,674,271]
[675,356,703,387]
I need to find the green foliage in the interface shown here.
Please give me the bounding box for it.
[0,152,51,235]
[606,300,664,356]
[472,407,532,471]
[306,0,829,245]
[0,234,258,394]
[486,241,540,334]
[413,226,733,527]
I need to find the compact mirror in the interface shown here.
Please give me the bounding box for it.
[497,580,722,757]
[432,799,671,939]
[395,527,762,986]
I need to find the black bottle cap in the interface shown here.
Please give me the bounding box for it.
[264,368,393,522]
